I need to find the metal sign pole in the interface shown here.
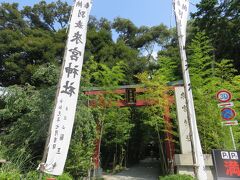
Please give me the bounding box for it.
[216,89,237,151]
[229,126,236,150]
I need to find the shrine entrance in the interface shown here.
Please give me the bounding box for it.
[83,81,183,176]
[39,1,209,179]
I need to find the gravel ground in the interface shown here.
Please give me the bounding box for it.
[103,158,161,180]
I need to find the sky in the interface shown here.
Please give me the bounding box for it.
[1,0,201,28]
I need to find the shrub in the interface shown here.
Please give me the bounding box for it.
[24,171,39,179]
[27,172,73,180]
[159,174,196,180]
[56,173,73,180]
[0,171,21,180]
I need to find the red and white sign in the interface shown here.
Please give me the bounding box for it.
[218,102,234,108]
[222,120,238,126]
[216,90,232,102]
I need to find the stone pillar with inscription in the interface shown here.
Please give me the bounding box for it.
[174,87,215,179]
[175,86,192,154]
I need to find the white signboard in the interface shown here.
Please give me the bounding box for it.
[218,102,234,108]
[221,151,238,160]
[222,120,238,126]
[40,0,92,175]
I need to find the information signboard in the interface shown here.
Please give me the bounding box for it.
[212,149,240,179]
[218,102,234,108]
[222,120,238,126]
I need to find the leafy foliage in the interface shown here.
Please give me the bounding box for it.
[0,3,26,30]
[0,171,21,180]
[188,31,240,152]
[160,174,196,180]
[22,0,71,31]
[191,0,240,71]
[65,99,96,178]
[82,58,134,170]
[0,27,63,86]
[0,85,55,170]
[136,70,173,174]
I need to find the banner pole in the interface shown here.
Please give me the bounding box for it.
[172,0,207,179]
[38,0,93,176]
[38,5,73,178]
[38,41,69,180]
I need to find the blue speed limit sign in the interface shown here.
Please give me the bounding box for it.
[216,90,232,102]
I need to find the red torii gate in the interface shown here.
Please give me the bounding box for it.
[82,82,182,171]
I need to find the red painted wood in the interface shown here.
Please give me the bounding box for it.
[88,99,156,107]
[83,87,147,95]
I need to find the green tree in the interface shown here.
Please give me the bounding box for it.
[188,32,240,152]
[0,3,26,30]
[188,32,214,86]
[191,0,240,71]
[0,28,62,86]
[81,58,134,170]
[215,59,237,82]
[136,70,171,174]
[65,96,96,178]
[22,0,71,31]
[101,107,134,169]
[86,19,148,84]
[0,85,56,170]
[157,28,182,81]
[0,1,68,86]
[112,17,138,47]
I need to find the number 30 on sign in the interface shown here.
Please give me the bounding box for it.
[216,90,232,102]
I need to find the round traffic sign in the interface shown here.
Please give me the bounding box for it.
[221,108,236,120]
[216,90,232,102]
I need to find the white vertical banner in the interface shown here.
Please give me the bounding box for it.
[173,0,207,180]
[174,0,189,46]
[41,0,93,175]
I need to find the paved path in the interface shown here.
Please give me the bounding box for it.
[103,158,161,180]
